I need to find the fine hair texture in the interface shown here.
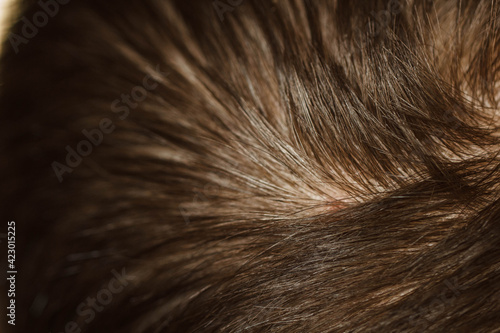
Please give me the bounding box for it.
[1,0,500,332]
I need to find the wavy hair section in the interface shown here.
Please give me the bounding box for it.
[1,0,500,332]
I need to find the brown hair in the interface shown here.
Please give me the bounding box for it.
[1,0,500,332]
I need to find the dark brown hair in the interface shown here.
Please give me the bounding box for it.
[1,0,500,332]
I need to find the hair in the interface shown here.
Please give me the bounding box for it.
[1,0,500,332]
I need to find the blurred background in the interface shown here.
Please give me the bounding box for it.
[1,1,17,332]
[0,0,16,53]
